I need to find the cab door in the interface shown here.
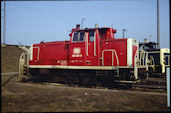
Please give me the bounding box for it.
[69,31,85,66]
[85,30,98,66]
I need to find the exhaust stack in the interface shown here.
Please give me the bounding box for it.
[95,24,99,28]
[157,0,160,49]
[76,24,80,29]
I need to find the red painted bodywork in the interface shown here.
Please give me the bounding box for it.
[29,26,138,67]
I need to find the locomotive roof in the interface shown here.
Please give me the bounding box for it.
[72,27,111,32]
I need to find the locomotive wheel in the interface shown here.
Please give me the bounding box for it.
[48,74,61,83]
[60,75,68,84]
[66,75,79,85]
[79,76,91,85]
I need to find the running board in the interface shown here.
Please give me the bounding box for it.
[115,80,137,84]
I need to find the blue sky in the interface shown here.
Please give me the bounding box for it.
[1,0,170,48]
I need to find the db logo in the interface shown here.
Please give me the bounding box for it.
[72,47,82,57]
[73,47,81,54]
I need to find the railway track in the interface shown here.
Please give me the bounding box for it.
[133,84,166,90]
[23,81,166,94]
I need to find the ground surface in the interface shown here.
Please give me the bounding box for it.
[1,45,170,112]
[1,80,169,112]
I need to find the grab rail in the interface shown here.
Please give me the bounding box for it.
[102,49,119,67]
[19,53,29,76]
[32,47,40,61]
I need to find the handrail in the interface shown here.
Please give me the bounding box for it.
[102,49,119,67]
[94,32,96,56]
[164,55,170,66]
[113,50,119,66]
[32,47,40,60]
[139,50,149,66]
[149,56,155,66]
[18,45,30,53]
[134,49,139,80]
[85,32,89,56]
[18,53,29,76]
[134,49,139,66]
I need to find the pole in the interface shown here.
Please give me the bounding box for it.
[157,0,160,49]
[3,0,6,44]
[167,68,170,107]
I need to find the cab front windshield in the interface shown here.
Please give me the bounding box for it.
[72,31,85,42]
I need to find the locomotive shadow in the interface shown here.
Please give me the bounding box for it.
[21,74,133,90]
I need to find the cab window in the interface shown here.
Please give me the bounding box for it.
[80,32,85,41]
[73,32,79,41]
[99,29,107,39]
[89,31,94,42]
[72,32,85,42]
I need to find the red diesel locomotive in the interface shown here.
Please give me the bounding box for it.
[20,24,143,84]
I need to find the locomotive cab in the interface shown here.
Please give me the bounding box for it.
[68,25,118,66]
[69,25,117,42]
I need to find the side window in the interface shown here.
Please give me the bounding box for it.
[89,31,94,42]
[73,32,78,41]
[80,32,85,41]
[99,29,107,39]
